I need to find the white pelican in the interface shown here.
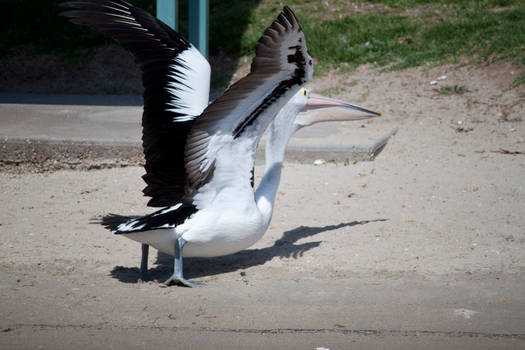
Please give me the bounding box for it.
[62,0,380,286]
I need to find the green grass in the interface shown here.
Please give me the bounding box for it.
[367,0,523,9]
[303,13,419,70]
[511,71,525,89]
[217,0,525,80]
[321,86,346,97]
[1,0,524,79]
[301,4,524,74]
[435,84,470,94]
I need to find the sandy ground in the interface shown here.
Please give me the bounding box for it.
[1,60,524,349]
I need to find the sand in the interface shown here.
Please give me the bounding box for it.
[1,61,524,349]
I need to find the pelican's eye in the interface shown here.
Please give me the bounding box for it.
[302,89,307,97]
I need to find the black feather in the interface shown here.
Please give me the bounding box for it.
[61,0,198,207]
[92,214,140,231]
[113,203,197,234]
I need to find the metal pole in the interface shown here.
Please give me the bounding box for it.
[156,0,178,30]
[189,0,208,58]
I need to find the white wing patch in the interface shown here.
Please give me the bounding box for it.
[166,45,211,122]
[153,203,182,216]
[157,224,174,229]
[116,220,145,233]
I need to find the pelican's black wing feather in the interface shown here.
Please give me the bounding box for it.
[61,0,211,207]
[112,203,197,234]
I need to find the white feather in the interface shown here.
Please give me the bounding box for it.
[166,45,210,121]
[117,220,140,232]
[152,203,182,216]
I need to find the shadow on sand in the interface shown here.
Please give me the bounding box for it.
[110,219,387,283]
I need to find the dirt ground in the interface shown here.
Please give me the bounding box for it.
[1,58,524,349]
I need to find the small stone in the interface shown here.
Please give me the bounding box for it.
[454,308,478,319]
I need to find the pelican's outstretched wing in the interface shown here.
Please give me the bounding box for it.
[184,6,313,193]
[61,0,210,207]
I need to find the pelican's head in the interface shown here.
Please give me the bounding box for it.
[267,87,381,158]
[295,88,381,130]
[269,87,381,146]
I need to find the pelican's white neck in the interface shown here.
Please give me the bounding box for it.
[254,94,305,228]
[254,161,283,227]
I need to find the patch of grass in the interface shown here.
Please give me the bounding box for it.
[321,86,345,97]
[510,71,525,89]
[435,84,470,94]
[1,0,523,73]
[337,63,358,75]
[302,4,524,72]
[367,0,523,10]
[302,13,419,68]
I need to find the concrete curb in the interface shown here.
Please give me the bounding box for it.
[0,128,398,169]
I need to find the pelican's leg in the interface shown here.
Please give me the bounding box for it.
[139,243,153,281]
[163,237,205,287]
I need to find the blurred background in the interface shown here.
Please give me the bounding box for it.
[0,0,523,95]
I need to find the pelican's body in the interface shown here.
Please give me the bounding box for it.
[122,178,267,259]
[62,0,380,286]
[125,202,266,258]
[113,91,312,259]
[112,87,379,277]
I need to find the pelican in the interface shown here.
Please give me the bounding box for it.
[62,0,380,286]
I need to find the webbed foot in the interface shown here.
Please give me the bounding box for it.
[160,237,205,287]
[163,274,205,287]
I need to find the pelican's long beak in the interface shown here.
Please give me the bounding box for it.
[295,93,380,128]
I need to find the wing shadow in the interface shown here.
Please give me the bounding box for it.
[109,219,386,283]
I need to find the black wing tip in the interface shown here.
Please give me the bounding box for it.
[281,6,300,30]
[59,1,124,20]
[59,0,114,10]
[59,2,71,9]
[58,1,80,19]
[93,213,139,232]
[59,1,77,8]
[60,0,132,7]
[146,197,172,207]
[252,5,302,66]
[262,6,300,39]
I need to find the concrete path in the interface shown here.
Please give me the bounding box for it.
[0,92,396,163]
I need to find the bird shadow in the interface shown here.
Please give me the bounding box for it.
[109,218,387,283]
